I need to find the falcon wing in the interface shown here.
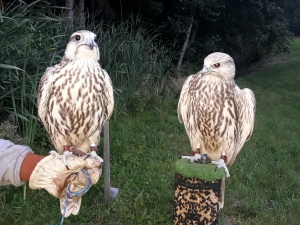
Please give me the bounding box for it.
[235,86,256,142]
[177,71,201,123]
[177,72,203,151]
[178,75,193,123]
[229,85,256,166]
[101,69,114,120]
[37,66,56,131]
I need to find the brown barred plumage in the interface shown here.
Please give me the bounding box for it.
[37,30,114,217]
[178,52,256,209]
[38,30,114,155]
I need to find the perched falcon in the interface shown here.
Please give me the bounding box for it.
[37,30,114,216]
[37,30,114,168]
[178,52,255,208]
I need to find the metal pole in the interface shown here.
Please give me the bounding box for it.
[103,121,110,204]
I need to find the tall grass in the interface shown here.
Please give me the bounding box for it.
[0,1,66,144]
[85,17,174,116]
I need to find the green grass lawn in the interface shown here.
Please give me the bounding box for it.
[1,38,300,225]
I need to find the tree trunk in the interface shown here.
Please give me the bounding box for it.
[187,19,200,50]
[176,7,195,77]
[78,0,85,25]
[65,0,74,21]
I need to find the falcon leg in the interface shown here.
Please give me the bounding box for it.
[182,153,201,163]
[211,159,230,178]
[84,143,103,167]
[201,154,208,164]
[62,151,73,170]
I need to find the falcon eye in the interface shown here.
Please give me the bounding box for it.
[214,63,220,67]
[75,35,81,41]
[94,37,98,42]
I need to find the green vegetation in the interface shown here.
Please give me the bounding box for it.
[0,38,300,224]
[175,159,225,181]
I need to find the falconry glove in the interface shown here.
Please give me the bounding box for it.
[59,167,101,217]
[29,150,102,199]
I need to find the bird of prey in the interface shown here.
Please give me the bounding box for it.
[178,52,255,208]
[37,30,114,215]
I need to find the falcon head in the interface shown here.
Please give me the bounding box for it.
[64,30,100,61]
[202,52,235,79]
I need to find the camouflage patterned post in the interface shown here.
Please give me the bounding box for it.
[174,159,225,225]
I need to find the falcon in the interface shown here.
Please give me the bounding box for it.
[178,52,255,208]
[37,30,114,168]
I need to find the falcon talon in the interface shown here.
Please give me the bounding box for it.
[72,152,80,156]
[211,159,230,178]
[84,154,91,160]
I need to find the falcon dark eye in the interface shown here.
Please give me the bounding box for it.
[94,37,98,42]
[214,63,220,67]
[75,35,81,41]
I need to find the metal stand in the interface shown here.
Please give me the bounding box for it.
[103,121,119,204]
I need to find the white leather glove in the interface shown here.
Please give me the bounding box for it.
[29,151,102,217]
[59,167,101,217]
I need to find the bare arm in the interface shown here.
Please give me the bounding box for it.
[0,139,35,186]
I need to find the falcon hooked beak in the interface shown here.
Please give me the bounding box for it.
[86,39,96,50]
[202,66,209,73]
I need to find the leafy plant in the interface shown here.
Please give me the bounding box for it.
[0,115,27,145]
[0,1,66,144]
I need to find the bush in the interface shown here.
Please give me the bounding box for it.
[0,1,66,144]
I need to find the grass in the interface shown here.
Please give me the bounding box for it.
[1,38,300,224]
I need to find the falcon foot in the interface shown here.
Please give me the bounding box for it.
[201,154,208,164]
[181,153,201,163]
[211,159,230,178]
[62,151,74,170]
[63,145,88,170]
[84,151,103,168]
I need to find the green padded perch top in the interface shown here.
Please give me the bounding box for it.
[175,159,225,181]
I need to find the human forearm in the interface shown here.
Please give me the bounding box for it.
[0,139,33,186]
[20,153,45,181]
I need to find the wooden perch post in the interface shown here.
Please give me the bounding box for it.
[174,159,225,225]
